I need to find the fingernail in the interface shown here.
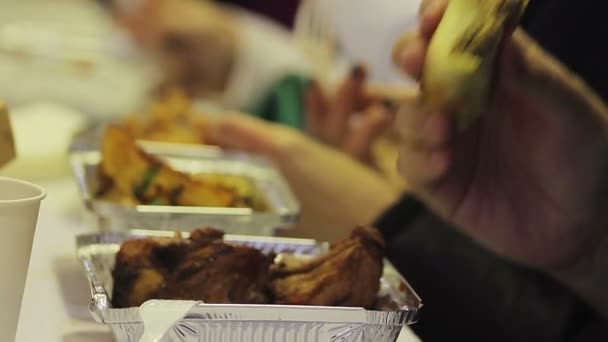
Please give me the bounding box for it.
[163,32,188,53]
[423,114,445,142]
[382,99,398,112]
[351,64,366,80]
[307,79,320,93]
[430,150,449,175]
[400,39,424,77]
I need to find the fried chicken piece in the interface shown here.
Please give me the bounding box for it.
[111,235,188,308]
[270,227,385,309]
[160,239,271,304]
[111,228,271,308]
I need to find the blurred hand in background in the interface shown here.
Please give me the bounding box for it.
[305,66,409,189]
[110,0,238,97]
[206,113,401,240]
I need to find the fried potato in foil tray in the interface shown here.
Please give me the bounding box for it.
[69,124,299,235]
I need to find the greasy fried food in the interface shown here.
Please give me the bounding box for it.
[99,126,264,209]
[270,227,385,309]
[111,227,386,309]
[161,229,271,304]
[112,228,272,308]
[101,126,235,207]
[111,234,188,308]
[122,89,208,144]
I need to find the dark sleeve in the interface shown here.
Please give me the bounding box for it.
[521,0,608,102]
[375,196,605,342]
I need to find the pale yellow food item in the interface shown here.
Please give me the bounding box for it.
[422,0,529,130]
[99,126,264,209]
[122,89,208,145]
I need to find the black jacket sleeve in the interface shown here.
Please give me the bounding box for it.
[376,197,606,342]
[521,0,608,102]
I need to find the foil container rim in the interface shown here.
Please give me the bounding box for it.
[68,124,301,230]
[78,230,422,329]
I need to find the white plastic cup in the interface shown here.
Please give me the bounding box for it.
[0,177,46,342]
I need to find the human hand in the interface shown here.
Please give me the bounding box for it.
[206,113,400,240]
[112,0,237,96]
[394,0,608,273]
[306,66,410,189]
[306,66,398,162]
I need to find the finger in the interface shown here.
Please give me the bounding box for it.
[420,0,448,40]
[397,34,428,80]
[392,32,416,67]
[393,0,446,80]
[305,80,329,139]
[397,142,451,189]
[325,65,368,145]
[394,89,452,148]
[364,84,416,111]
[342,104,392,161]
[419,0,435,15]
[397,110,452,149]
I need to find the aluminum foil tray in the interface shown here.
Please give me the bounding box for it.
[69,124,300,236]
[77,231,422,342]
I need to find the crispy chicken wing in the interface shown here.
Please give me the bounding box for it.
[112,227,386,309]
[270,227,385,309]
[111,234,187,308]
[111,228,272,308]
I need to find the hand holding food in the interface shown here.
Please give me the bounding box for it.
[306,66,408,188]
[421,0,528,130]
[394,0,608,315]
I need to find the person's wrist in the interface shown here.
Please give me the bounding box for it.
[268,126,309,164]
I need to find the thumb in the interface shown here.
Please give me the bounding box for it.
[305,80,329,139]
[342,104,392,162]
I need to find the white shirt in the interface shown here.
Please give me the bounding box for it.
[330,0,421,85]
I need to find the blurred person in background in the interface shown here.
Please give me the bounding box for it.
[100,0,422,126]
[221,0,421,85]
[100,0,414,190]
[100,0,314,126]
[203,0,608,341]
